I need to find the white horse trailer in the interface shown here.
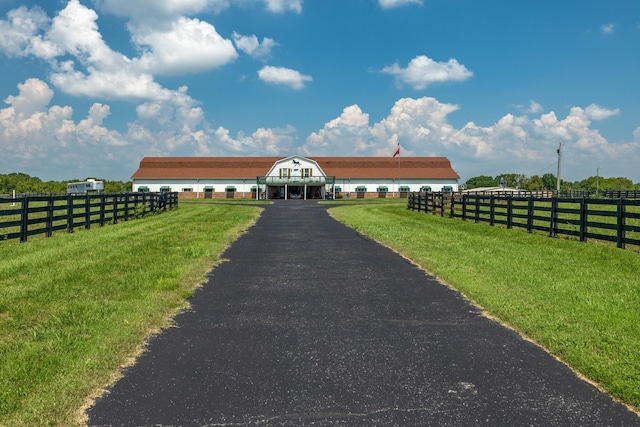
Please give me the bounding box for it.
[67,180,104,194]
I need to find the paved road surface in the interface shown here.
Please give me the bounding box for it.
[87,201,640,426]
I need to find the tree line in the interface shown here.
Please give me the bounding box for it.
[0,173,132,195]
[465,173,639,192]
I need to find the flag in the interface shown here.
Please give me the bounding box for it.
[393,143,400,157]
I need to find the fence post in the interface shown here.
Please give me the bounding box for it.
[20,196,29,242]
[507,196,513,229]
[113,195,118,224]
[46,195,54,237]
[124,194,130,221]
[85,193,91,229]
[149,193,156,213]
[100,194,106,226]
[549,196,558,237]
[527,196,534,233]
[617,198,626,249]
[474,195,480,223]
[579,197,588,242]
[450,193,456,218]
[462,194,467,221]
[67,195,74,233]
[490,195,495,226]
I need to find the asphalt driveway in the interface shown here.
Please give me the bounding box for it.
[87,201,640,426]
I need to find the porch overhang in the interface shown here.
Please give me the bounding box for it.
[257,176,336,185]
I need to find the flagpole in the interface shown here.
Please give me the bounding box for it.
[397,146,400,198]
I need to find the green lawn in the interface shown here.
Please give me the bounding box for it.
[0,203,261,426]
[329,203,640,411]
[1,201,639,425]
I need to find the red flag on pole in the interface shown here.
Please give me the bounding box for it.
[393,142,400,157]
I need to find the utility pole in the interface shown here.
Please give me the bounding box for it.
[556,142,563,192]
[596,167,600,195]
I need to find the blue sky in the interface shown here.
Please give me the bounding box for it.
[0,0,638,183]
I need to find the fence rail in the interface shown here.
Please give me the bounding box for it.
[601,190,640,199]
[0,192,178,243]
[407,192,640,250]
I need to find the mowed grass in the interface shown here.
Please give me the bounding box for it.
[329,203,640,411]
[0,203,261,426]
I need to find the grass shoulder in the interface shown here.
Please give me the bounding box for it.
[0,203,262,426]
[329,203,640,412]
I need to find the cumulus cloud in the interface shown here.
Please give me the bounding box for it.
[94,0,229,20]
[232,32,278,59]
[263,0,303,14]
[584,103,620,120]
[132,17,237,75]
[601,23,615,35]
[378,0,423,8]
[0,0,199,106]
[258,65,312,89]
[301,96,639,181]
[0,5,59,58]
[0,79,130,175]
[515,100,544,115]
[3,78,54,116]
[211,125,296,155]
[382,55,473,90]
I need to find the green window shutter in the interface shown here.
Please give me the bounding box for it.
[310,168,313,177]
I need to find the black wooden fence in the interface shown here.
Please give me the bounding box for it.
[407,192,640,249]
[0,192,178,243]
[601,190,640,199]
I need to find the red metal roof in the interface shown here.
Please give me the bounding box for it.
[131,157,460,180]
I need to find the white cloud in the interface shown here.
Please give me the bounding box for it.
[584,103,620,120]
[516,100,544,115]
[263,0,303,14]
[132,17,237,75]
[0,79,131,177]
[3,78,54,116]
[258,65,312,89]
[378,0,423,9]
[232,32,278,59]
[382,55,473,90]
[94,0,229,20]
[301,96,640,182]
[211,125,296,155]
[0,1,199,106]
[601,23,615,35]
[0,5,59,58]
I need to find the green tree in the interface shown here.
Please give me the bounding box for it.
[495,173,528,188]
[465,175,497,189]
[523,175,544,191]
[542,173,557,190]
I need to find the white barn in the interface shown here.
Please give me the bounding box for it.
[131,155,460,199]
